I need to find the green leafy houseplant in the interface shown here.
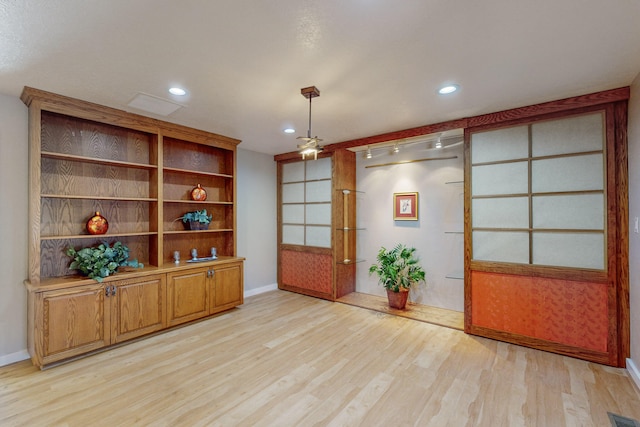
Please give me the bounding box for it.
[66,241,143,282]
[369,244,426,293]
[179,209,213,230]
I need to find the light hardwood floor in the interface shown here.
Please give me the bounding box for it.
[337,291,464,330]
[1,290,639,426]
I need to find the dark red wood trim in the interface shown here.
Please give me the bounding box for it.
[468,261,609,283]
[278,284,334,301]
[274,87,629,161]
[326,118,469,152]
[467,87,630,128]
[274,118,469,161]
[466,325,615,366]
[279,244,333,255]
[463,129,473,333]
[276,161,283,292]
[614,100,630,367]
[604,103,620,367]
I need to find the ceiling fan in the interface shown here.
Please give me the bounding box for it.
[297,86,324,160]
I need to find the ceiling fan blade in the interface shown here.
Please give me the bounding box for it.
[296,136,323,143]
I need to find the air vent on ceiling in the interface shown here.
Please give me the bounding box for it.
[127,92,183,116]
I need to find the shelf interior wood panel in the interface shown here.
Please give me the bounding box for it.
[41,111,154,165]
[163,171,231,202]
[163,137,233,175]
[41,157,154,199]
[41,198,154,237]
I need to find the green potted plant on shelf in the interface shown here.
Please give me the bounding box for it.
[179,209,213,230]
[66,241,143,282]
[368,243,426,309]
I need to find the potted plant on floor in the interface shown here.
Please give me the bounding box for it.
[368,243,426,309]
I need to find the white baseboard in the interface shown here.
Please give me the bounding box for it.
[628,358,640,392]
[244,283,278,298]
[0,350,30,367]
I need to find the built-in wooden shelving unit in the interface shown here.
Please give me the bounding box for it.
[21,87,244,368]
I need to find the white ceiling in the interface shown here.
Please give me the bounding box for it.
[2,1,640,155]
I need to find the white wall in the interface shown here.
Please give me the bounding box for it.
[627,73,640,387]
[355,141,464,311]
[236,148,278,294]
[0,94,29,365]
[0,95,278,365]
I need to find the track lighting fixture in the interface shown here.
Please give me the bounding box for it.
[365,147,372,159]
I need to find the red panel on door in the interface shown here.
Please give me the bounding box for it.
[471,271,608,352]
[281,250,333,294]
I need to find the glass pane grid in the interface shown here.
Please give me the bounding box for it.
[470,112,606,270]
[280,159,333,249]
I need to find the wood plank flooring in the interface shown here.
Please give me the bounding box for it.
[337,291,464,330]
[1,290,639,426]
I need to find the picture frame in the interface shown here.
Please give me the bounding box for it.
[394,192,418,220]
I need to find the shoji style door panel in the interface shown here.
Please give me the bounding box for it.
[278,156,334,299]
[465,93,629,367]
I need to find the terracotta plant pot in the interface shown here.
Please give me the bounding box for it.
[386,289,409,309]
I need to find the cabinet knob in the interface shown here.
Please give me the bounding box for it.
[111,285,117,296]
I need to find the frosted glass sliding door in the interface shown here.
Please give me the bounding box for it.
[470,111,606,270]
[281,157,332,248]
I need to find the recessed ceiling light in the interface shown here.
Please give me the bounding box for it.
[438,84,459,95]
[284,128,295,134]
[169,87,186,96]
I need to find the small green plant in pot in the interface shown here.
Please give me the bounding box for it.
[66,241,143,282]
[369,244,426,309]
[179,209,213,230]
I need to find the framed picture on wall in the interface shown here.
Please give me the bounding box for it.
[394,192,418,220]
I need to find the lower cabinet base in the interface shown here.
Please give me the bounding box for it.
[33,308,240,369]
[26,258,244,369]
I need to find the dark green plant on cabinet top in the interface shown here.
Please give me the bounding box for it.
[66,241,143,282]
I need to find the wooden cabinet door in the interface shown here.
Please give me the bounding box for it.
[166,267,209,326]
[211,262,243,313]
[111,275,166,343]
[39,284,109,365]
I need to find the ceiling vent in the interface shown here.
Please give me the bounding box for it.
[127,92,183,116]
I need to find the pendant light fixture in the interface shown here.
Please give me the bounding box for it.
[297,86,324,160]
